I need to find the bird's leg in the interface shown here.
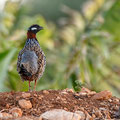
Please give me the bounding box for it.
[29,81,31,91]
[34,80,37,91]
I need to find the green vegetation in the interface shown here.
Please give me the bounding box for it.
[0,0,120,97]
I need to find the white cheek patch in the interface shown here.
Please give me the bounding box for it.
[31,27,37,30]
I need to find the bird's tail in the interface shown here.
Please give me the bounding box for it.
[19,64,32,76]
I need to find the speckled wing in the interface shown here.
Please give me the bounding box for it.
[17,48,25,74]
[20,50,38,74]
[34,46,46,79]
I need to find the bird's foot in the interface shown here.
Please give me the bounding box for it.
[29,87,32,92]
[33,87,36,91]
[28,81,32,92]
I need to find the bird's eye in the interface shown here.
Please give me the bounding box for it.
[31,27,37,30]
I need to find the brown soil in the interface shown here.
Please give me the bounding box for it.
[0,88,120,119]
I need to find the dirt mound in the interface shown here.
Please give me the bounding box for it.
[0,88,120,120]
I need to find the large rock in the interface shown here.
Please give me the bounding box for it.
[92,90,112,100]
[40,109,81,120]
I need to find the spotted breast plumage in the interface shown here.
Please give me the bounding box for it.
[17,24,46,91]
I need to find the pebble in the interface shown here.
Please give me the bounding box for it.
[99,107,106,111]
[108,99,112,102]
[43,90,49,95]
[61,98,67,102]
[18,99,32,109]
[92,114,96,118]
[22,93,31,98]
[34,94,37,97]
[6,104,10,109]
[112,105,119,111]
[79,92,87,96]
[95,110,102,118]
[113,98,119,104]
[88,91,96,96]
[64,107,68,111]
[56,96,60,100]
[65,88,74,93]
[9,107,22,117]
[80,87,96,96]
[38,95,44,100]
[61,91,68,94]
[80,87,92,93]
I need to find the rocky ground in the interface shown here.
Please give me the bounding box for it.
[0,87,120,120]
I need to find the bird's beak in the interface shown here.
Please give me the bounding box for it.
[39,26,44,30]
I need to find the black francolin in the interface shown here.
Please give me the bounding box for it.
[17,24,46,91]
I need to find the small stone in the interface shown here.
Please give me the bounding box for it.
[56,96,60,100]
[43,90,49,95]
[61,91,68,94]
[65,88,74,93]
[99,108,106,111]
[0,112,12,119]
[18,99,32,109]
[80,87,96,96]
[9,107,22,117]
[88,91,96,96]
[22,93,31,98]
[6,104,10,108]
[108,99,112,102]
[92,90,112,100]
[79,107,85,111]
[38,95,44,100]
[16,96,21,99]
[80,87,91,93]
[79,92,87,96]
[34,94,37,97]
[95,110,102,118]
[61,98,66,102]
[112,105,119,111]
[113,98,119,104]
[64,107,68,111]
[92,114,96,118]
[63,88,74,93]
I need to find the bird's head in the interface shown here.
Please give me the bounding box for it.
[27,24,43,39]
[28,24,43,34]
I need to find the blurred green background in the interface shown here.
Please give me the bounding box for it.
[0,0,120,96]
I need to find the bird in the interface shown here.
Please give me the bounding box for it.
[17,24,46,91]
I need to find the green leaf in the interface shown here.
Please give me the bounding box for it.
[0,48,16,91]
